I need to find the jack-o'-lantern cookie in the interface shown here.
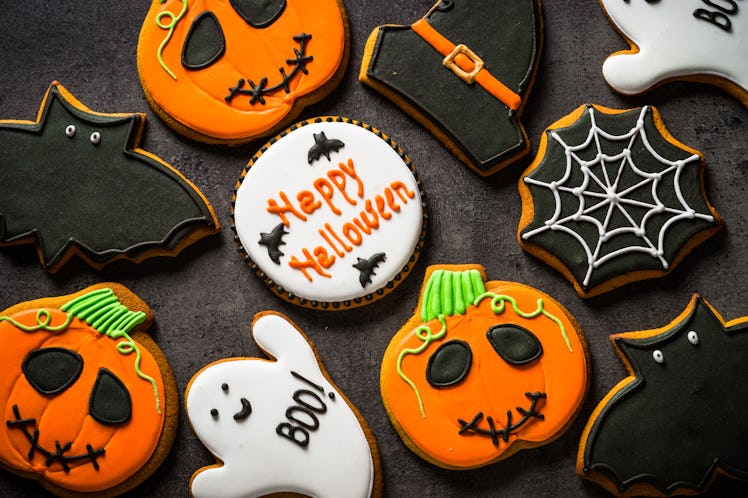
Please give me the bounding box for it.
[232,117,427,310]
[518,104,723,298]
[137,0,350,143]
[599,0,747,105]
[578,295,748,497]
[186,311,382,498]
[360,0,543,176]
[0,284,177,496]
[380,264,589,469]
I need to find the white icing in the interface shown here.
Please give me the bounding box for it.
[233,120,423,304]
[688,330,700,345]
[65,124,76,138]
[653,349,665,364]
[523,106,715,288]
[89,131,101,144]
[601,0,747,95]
[186,313,375,498]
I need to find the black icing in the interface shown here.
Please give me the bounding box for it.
[233,397,252,421]
[89,368,132,425]
[458,392,546,446]
[486,324,543,365]
[307,131,345,164]
[258,222,287,264]
[0,84,217,270]
[182,11,226,70]
[352,252,387,288]
[230,0,286,28]
[22,347,83,395]
[363,0,541,172]
[583,298,748,494]
[426,340,472,387]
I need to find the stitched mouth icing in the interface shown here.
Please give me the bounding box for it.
[457,391,546,446]
[6,405,106,473]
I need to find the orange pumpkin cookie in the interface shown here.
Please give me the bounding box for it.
[0,284,177,496]
[137,0,350,143]
[380,264,589,469]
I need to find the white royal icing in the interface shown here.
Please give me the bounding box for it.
[601,0,747,95]
[186,313,375,498]
[233,120,423,304]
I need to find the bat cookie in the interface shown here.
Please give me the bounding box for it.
[0,284,177,496]
[518,104,723,298]
[137,0,350,143]
[360,0,543,176]
[232,117,427,310]
[578,295,748,497]
[186,311,382,498]
[0,82,219,272]
[380,264,589,469]
[599,0,747,106]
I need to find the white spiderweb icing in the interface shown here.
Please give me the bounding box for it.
[522,106,714,289]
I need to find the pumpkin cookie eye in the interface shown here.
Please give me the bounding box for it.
[182,11,226,70]
[427,340,472,387]
[22,347,83,395]
[230,0,287,28]
[89,368,132,425]
[486,324,543,366]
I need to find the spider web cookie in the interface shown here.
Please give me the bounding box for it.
[518,104,723,298]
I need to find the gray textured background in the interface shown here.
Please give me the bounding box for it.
[0,1,746,497]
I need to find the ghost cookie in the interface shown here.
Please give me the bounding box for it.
[186,311,382,498]
[380,264,589,469]
[0,284,177,496]
[599,0,747,105]
[0,82,220,272]
[232,117,427,310]
[359,0,543,176]
[137,0,350,143]
[518,104,723,298]
[578,295,748,497]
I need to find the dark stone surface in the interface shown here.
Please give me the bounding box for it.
[0,1,746,497]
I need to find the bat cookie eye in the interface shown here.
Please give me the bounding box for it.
[487,324,543,365]
[89,131,101,145]
[427,340,472,387]
[652,350,665,364]
[65,124,76,138]
[687,330,699,345]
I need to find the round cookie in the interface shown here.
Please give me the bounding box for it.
[186,311,382,498]
[137,0,350,143]
[380,264,589,469]
[232,117,427,310]
[0,284,177,497]
[599,0,747,106]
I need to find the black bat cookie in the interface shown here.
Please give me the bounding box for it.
[352,253,386,288]
[0,82,219,272]
[579,296,748,496]
[307,132,345,164]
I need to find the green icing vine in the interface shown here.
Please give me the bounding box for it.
[397,314,447,419]
[0,288,161,414]
[420,269,486,322]
[155,0,188,80]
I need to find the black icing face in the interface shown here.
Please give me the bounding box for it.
[21,348,133,425]
[209,382,253,422]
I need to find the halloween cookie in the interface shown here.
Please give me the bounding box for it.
[380,264,589,469]
[186,311,382,498]
[232,117,427,310]
[137,0,350,143]
[0,284,177,496]
[578,295,748,497]
[359,0,542,176]
[599,0,747,106]
[0,82,219,272]
[518,104,723,298]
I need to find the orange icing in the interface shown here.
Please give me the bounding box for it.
[381,269,588,469]
[138,0,347,141]
[0,310,165,492]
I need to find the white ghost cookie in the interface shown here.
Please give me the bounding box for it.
[186,312,381,498]
[600,0,747,105]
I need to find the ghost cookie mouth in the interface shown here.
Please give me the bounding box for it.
[457,391,546,446]
[233,398,252,421]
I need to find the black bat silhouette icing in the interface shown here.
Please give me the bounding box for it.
[580,296,748,496]
[352,253,386,288]
[257,223,287,264]
[307,132,345,164]
[0,82,219,272]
